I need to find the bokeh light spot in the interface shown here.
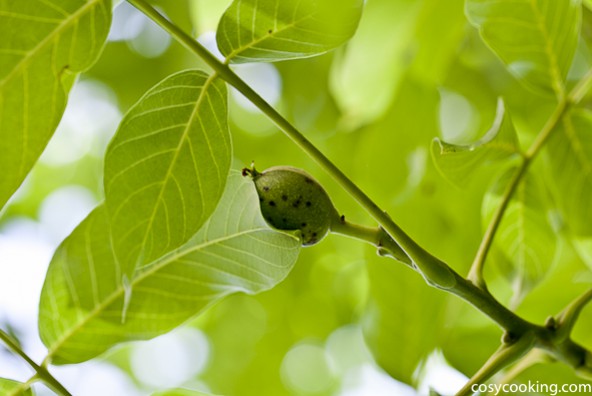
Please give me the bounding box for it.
[281,342,336,394]
[130,327,210,389]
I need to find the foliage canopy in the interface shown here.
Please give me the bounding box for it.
[1,0,592,395]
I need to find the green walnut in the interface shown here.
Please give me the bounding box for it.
[243,165,340,246]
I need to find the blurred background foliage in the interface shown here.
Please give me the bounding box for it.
[2,0,592,395]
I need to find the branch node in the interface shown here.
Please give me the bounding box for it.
[502,331,518,345]
[544,316,557,331]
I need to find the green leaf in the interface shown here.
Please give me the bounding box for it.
[432,99,520,187]
[0,0,112,209]
[362,256,447,385]
[216,0,363,63]
[442,322,501,376]
[547,109,592,236]
[328,0,422,127]
[466,0,581,96]
[104,70,231,274]
[483,170,557,303]
[0,379,33,396]
[152,389,218,396]
[39,172,300,364]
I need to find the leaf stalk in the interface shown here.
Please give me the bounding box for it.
[556,288,592,341]
[455,332,536,396]
[0,329,71,396]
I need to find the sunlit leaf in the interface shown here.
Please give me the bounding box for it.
[216,0,363,63]
[39,173,300,364]
[0,0,111,209]
[328,0,420,127]
[546,109,592,236]
[483,170,557,303]
[466,0,581,96]
[432,99,520,187]
[103,70,231,275]
[363,257,447,385]
[0,378,33,396]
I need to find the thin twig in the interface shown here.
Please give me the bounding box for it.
[557,288,592,340]
[330,218,411,265]
[0,329,71,396]
[455,333,536,396]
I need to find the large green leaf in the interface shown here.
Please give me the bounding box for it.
[466,0,581,96]
[432,99,520,187]
[0,0,111,209]
[546,109,592,236]
[483,170,557,303]
[0,379,33,396]
[104,70,231,275]
[362,256,447,386]
[216,0,363,63]
[39,173,300,364]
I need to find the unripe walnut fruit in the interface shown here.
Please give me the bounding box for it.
[244,166,340,246]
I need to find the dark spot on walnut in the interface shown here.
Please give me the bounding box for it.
[306,201,312,207]
[269,201,276,206]
[281,194,288,201]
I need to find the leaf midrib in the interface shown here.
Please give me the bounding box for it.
[135,73,218,266]
[44,226,274,362]
[563,115,592,175]
[0,0,101,88]
[528,0,565,97]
